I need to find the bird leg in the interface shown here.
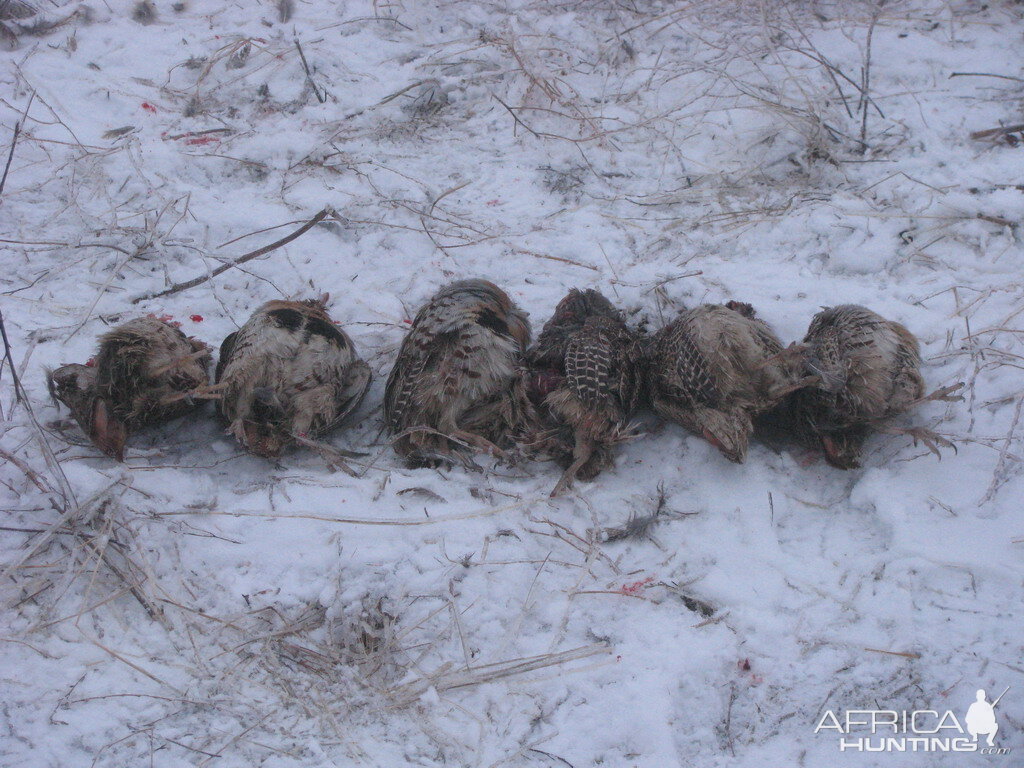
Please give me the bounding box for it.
[909,382,965,407]
[550,437,595,498]
[160,382,228,405]
[149,348,211,378]
[91,398,128,462]
[448,429,507,459]
[394,425,472,450]
[866,383,962,460]
[874,423,956,459]
[290,432,359,477]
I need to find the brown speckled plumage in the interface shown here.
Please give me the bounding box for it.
[46,317,211,461]
[528,289,644,496]
[648,301,794,463]
[216,296,371,459]
[788,304,959,468]
[384,279,534,466]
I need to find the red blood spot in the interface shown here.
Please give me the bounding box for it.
[529,370,563,404]
[618,576,655,596]
[85,357,96,367]
[702,427,726,452]
[190,314,204,322]
[141,102,157,113]
[485,199,500,206]
[184,135,218,146]
[402,318,412,324]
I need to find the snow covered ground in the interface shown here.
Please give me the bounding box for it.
[1,0,1023,765]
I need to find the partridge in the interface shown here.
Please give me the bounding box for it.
[648,301,794,463]
[787,304,961,468]
[216,296,371,463]
[384,279,533,466]
[47,317,212,460]
[529,289,644,496]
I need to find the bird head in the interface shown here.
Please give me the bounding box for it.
[697,408,752,464]
[46,363,97,424]
[47,364,128,458]
[818,427,867,470]
[551,289,618,326]
[242,387,290,458]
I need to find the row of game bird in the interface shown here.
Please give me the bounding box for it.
[47,279,963,495]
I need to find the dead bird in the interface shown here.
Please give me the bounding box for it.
[384,279,534,467]
[216,295,371,466]
[786,304,962,468]
[528,288,645,496]
[647,301,795,463]
[46,317,213,461]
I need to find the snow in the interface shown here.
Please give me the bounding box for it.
[1,1,1023,766]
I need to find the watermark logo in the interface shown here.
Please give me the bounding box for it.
[815,685,1011,754]
[966,689,1000,747]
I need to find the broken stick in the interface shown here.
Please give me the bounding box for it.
[131,206,334,304]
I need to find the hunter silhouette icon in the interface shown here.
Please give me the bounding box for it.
[966,687,1008,747]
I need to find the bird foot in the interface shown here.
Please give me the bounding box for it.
[291,433,359,476]
[149,348,212,378]
[160,382,227,405]
[917,382,965,404]
[449,429,507,459]
[879,424,956,459]
[549,441,596,497]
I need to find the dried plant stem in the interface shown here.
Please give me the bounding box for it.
[0,120,20,202]
[0,309,24,411]
[295,39,327,103]
[158,499,533,526]
[864,646,921,659]
[970,123,1024,141]
[0,90,33,203]
[387,644,610,704]
[132,206,334,304]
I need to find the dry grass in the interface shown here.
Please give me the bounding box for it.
[2,0,1022,764]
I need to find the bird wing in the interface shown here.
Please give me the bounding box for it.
[334,359,372,424]
[657,324,720,408]
[215,331,238,383]
[563,320,633,415]
[384,329,433,430]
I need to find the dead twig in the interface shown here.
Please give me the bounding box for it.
[0,118,20,203]
[386,644,610,705]
[295,39,327,104]
[131,206,334,304]
[0,90,34,203]
[950,72,1024,83]
[0,309,25,408]
[970,124,1024,141]
[864,647,921,659]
